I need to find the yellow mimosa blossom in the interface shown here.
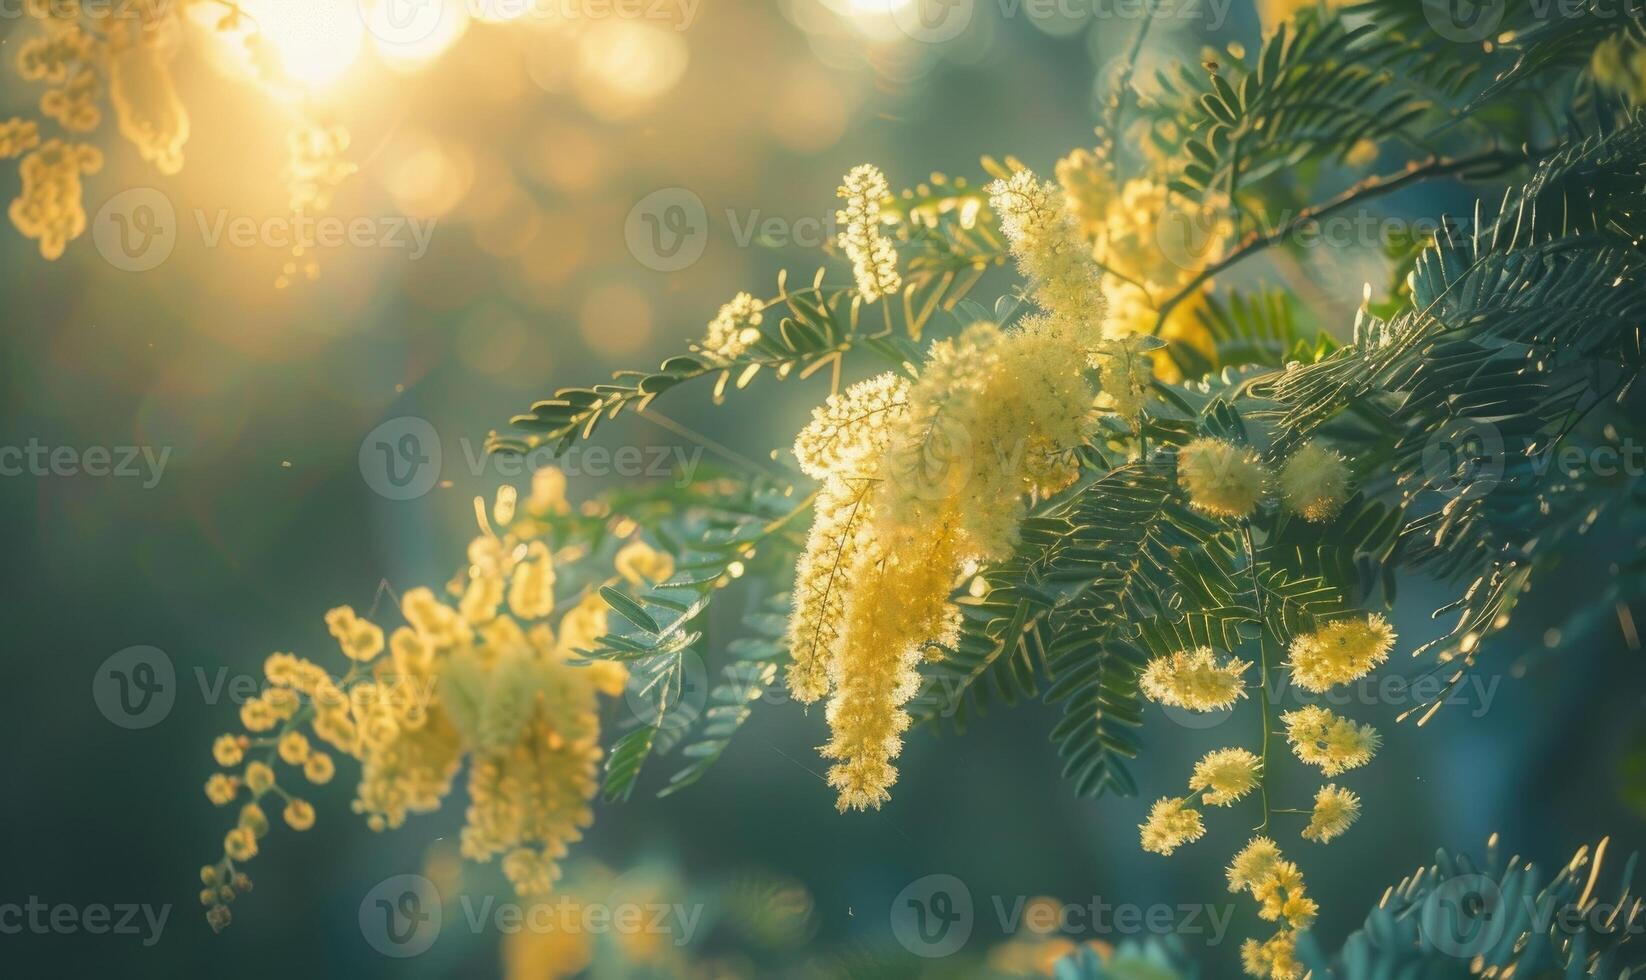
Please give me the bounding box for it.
[1178,438,1270,519]
[792,373,910,481]
[988,168,1105,325]
[1241,929,1302,980]
[1302,784,1360,843]
[276,731,309,765]
[205,773,238,806]
[836,164,901,303]
[1286,613,1396,692]
[213,735,245,767]
[1593,35,1646,104]
[1189,747,1262,805]
[9,139,101,259]
[508,543,557,620]
[325,606,385,662]
[244,761,275,795]
[1140,647,1251,711]
[1279,442,1350,522]
[1282,705,1379,775]
[1139,796,1206,855]
[303,751,334,784]
[1226,836,1283,893]
[0,118,41,158]
[614,539,675,587]
[1253,861,1317,927]
[223,827,257,862]
[528,467,572,517]
[702,292,764,362]
[283,799,316,831]
[109,37,189,175]
[238,803,269,838]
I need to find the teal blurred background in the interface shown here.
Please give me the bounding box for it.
[1,1,1643,975]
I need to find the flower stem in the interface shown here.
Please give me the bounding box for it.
[1242,523,1272,833]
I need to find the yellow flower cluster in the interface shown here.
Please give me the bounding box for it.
[786,170,1109,809]
[1594,35,1646,104]
[1228,837,1316,980]
[1139,646,1251,711]
[987,168,1105,326]
[7,5,196,256]
[200,478,629,929]
[835,164,902,303]
[0,118,41,159]
[1139,797,1206,855]
[1055,149,1232,380]
[1281,704,1380,776]
[1285,613,1396,692]
[701,292,765,362]
[1189,747,1262,805]
[9,138,101,260]
[1302,784,1360,843]
[1178,437,1270,519]
[1278,442,1350,522]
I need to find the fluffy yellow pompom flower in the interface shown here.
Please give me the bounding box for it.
[1140,647,1251,711]
[303,751,335,785]
[1279,442,1350,522]
[1286,613,1396,692]
[1253,860,1317,927]
[9,139,101,259]
[702,292,764,362]
[243,761,275,795]
[1178,438,1270,519]
[1139,796,1206,855]
[1281,705,1379,776]
[277,731,310,765]
[205,774,238,806]
[239,803,269,838]
[1226,836,1283,893]
[283,799,316,832]
[1189,747,1262,805]
[325,606,385,662]
[1302,784,1360,843]
[614,539,674,587]
[835,164,901,303]
[1593,34,1646,104]
[0,117,41,159]
[213,735,245,767]
[988,167,1105,325]
[507,543,556,620]
[1241,930,1302,980]
[223,827,257,862]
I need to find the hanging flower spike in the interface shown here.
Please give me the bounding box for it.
[835,164,901,303]
[1281,704,1380,776]
[1190,747,1262,805]
[1139,796,1206,855]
